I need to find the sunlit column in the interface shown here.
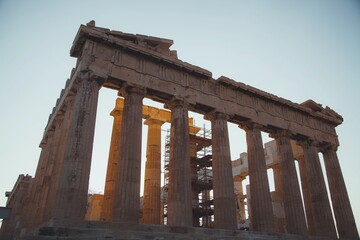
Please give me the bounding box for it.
[272,131,307,235]
[53,76,102,220]
[166,98,192,227]
[100,98,123,221]
[233,175,246,225]
[321,144,359,239]
[142,118,164,224]
[113,86,145,222]
[299,140,336,238]
[206,111,237,229]
[272,164,283,200]
[241,123,275,233]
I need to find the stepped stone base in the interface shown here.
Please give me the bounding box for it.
[21,221,333,240]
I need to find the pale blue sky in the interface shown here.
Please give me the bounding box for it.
[0,0,359,233]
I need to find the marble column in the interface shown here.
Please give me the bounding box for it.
[207,112,237,229]
[300,141,336,238]
[142,118,164,224]
[113,86,145,222]
[100,102,123,221]
[36,115,65,226]
[190,131,200,227]
[166,99,192,227]
[272,164,286,233]
[242,124,275,233]
[53,76,102,220]
[26,130,54,228]
[234,176,246,224]
[272,164,283,201]
[321,144,359,239]
[273,132,307,235]
[44,96,75,222]
[297,156,316,235]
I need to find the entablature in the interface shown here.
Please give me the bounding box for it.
[42,23,343,147]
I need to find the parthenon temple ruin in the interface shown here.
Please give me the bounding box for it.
[0,21,358,240]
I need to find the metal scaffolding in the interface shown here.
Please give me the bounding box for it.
[161,124,214,227]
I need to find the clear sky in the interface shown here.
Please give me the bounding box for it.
[0,0,359,233]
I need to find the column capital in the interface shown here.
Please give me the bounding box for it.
[296,138,320,148]
[47,128,55,138]
[204,110,229,121]
[164,97,188,110]
[238,121,263,132]
[74,73,105,89]
[118,84,146,98]
[64,95,76,108]
[110,109,123,118]
[144,118,165,126]
[53,115,65,129]
[39,134,51,148]
[319,142,338,153]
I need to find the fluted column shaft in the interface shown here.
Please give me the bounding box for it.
[301,141,336,238]
[190,130,200,227]
[36,116,65,225]
[166,99,192,227]
[142,118,164,224]
[53,77,102,220]
[274,133,307,235]
[44,96,75,222]
[113,87,144,222]
[208,112,237,229]
[101,103,123,221]
[234,176,246,223]
[322,146,359,239]
[26,131,54,228]
[297,156,316,235]
[243,124,275,233]
[272,164,283,200]
[272,164,286,233]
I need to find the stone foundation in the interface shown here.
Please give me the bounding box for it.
[21,221,332,240]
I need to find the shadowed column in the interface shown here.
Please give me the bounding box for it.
[36,116,64,226]
[44,96,75,222]
[241,124,275,233]
[26,130,54,228]
[300,141,336,238]
[165,99,192,227]
[142,118,164,224]
[53,76,102,221]
[272,131,307,235]
[206,111,237,229]
[100,99,123,221]
[189,124,201,227]
[272,164,286,233]
[321,144,359,239]
[113,86,145,222]
[297,156,315,235]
